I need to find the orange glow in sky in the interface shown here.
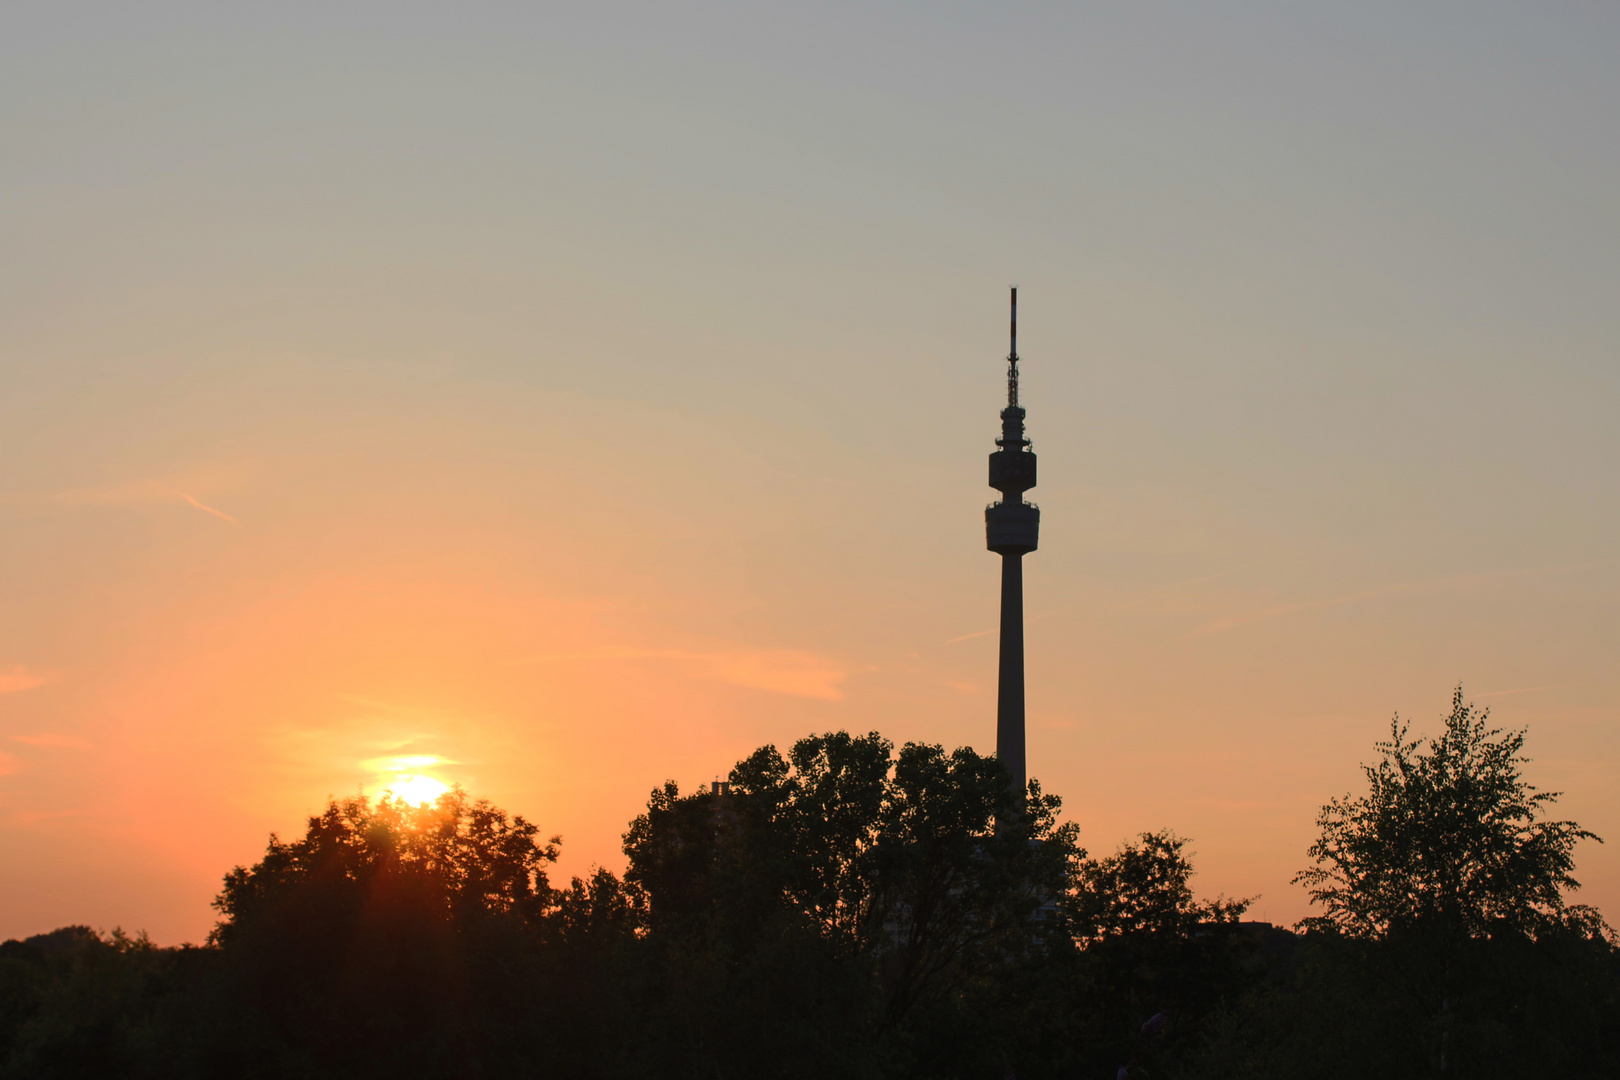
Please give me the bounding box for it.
[2,4,1617,945]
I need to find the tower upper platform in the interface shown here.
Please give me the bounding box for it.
[986,288,1039,555]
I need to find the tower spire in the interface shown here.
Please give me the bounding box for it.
[985,287,1039,809]
[1008,286,1019,408]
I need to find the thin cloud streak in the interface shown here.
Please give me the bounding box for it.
[519,647,846,700]
[11,733,92,749]
[0,667,51,695]
[360,753,460,772]
[945,629,995,644]
[155,485,240,525]
[1191,560,1609,638]
[1476,684,1564,699]
[1135,569,1236,599]
[1174,569,1236,588]
[6,478,242,525]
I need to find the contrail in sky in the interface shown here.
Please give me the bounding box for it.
[157,484,239,525]
[945,629,995,644]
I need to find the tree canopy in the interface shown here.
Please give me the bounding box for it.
[1295,685,1610,943]
[214,788,559,944]
[619,732,1085,1073]
[1,706,1615,1080]
[1069,830,1249,943]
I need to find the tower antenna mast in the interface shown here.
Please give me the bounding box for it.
[1008,286,1019,407]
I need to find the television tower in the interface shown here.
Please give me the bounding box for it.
[985,287,1038,801]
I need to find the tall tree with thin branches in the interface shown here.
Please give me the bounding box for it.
[1294,686,1612,1074]
[1295,686,1608,943]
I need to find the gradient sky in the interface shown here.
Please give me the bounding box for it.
[3,2,1617,943]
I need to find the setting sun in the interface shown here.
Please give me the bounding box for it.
[363,754,456,804]
[382,774,451,805]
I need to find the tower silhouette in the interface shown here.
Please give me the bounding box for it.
[985,287,1038,800]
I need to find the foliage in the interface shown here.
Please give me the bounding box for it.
[0,927,183,1080]
[1211,686,1620,1078]
[1069,830,1250,942]
[620,732,1084,1075]
[203,789,563,1079]
[1295,685,1609,943]
[2,708,1612,1079]
[213,788,559,944]
[1043,831,1257,1078]
[1192,927,1620,1079]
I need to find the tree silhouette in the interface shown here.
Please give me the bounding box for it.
[1254,686,1620,1077]
[207,789,560,1079]
[1295,685,1609,943]
[1056,831,1254,1078]
[1070,830,1249,942]
[215,789,558,939]
[3,714,1609,1080]
[620,732,1083,1076]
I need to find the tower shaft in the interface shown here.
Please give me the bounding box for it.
[996,551,1026,795]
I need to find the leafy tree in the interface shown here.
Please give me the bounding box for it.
[0,927,181,1080]
[206,789,561,1079]
[1070,830,1249,942]
[1273,687,1618,1077]
[634,733,1081,1007]
[214,788,558,942]
[1055,832,1254,1078]
[620,731,1083,1077]
[873,741,1077,1010]
[15,711,1609,1080]
[1295,685,1608,942]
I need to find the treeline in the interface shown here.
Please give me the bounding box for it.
[2,689,1616,1078]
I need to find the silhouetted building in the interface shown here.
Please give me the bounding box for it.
[985,288,1038,799]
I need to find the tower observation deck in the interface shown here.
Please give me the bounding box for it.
[985,287,1038,801]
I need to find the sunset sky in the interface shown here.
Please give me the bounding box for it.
[4,2,1618,943]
